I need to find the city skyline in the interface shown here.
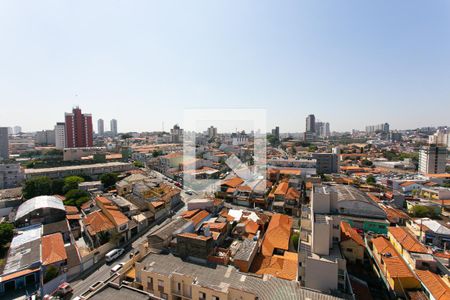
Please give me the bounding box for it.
[1,1,449,132]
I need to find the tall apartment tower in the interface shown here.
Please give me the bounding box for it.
[304,114,316,142]
[98,119,104,136]
[64,107,93,148]
[54,122,66,150]
[0,127,9,160]
[110,119,118,136]
[419,144,448,175]
[207,126,217,139]
[271,126,280,140]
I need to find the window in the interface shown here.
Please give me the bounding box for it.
[161,293,168,300]
[346,248,353,252]
[158,279,164,293]
[177,282,181,292]
[199,292,206,300]
[212,296,220,300]
[147,277,154,291]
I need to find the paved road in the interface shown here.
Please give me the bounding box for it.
[69,169,199,298]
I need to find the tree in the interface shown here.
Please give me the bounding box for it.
[152,150,163,157]
[51,179,65,195]
[366,175,376,185]
[0,223,14,246]
[133,161,144,168]
[64,189,90,208]
[121,133,132,139]
[100,173,119,188]
[63,176,85,194]
[44,265,59,283]
[291,233,300,250]
[361,159,373,167]
[411,205,437,218]
[23,176,53,199]
[308,145,318,152]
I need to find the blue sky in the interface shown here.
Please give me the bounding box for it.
[0,0,449,133]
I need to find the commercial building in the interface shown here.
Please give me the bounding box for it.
[110,119,118,136]
[14,195,66,226]
[0,127,9,160]
[0,163,24,189]
[312,153,339,174]
[24,162,134,180]
[54,122,66,150]
[271,126,280,140]
[419,144,448,175]
[304,114,316,142]
[64,106,93,148]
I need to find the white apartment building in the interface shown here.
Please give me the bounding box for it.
[54,122,66,150]
[419,145,448,175]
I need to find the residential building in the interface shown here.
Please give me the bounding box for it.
[207,126,217,139]
[312,153,339,174]
[365,123,389,134]
[407,218,450,249]
[13,126,22,134]
[0,127,9,160]
[340,221,365,264]
[304,114,316,142]
[170,124,183,143]
[271,126,280,140]
[415,269,450,300]
[387,226,430,269]
[231,131,249,146]
[35,129,55,145]
[419,144,448,175]
[135,252,343,300]
[54,122,66,150]
[369,236,421,297]
[64,106,93,148]
[110,119,118,136]
[97,119,104,136]
[0,163,24,189]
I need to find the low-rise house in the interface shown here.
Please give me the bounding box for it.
[340,221,365,264]
[387,226,430,269]
[233,239,258,272]
[370,236,421,297]
[218,177,244,199]
[416,269,450,300]
[96,196,130,241]
[176,232,214,261]
[407,218,450,249]
[41,233,67,280]
[147,218,190,251]
[82,210,115,247]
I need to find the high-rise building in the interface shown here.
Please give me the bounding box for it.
[304,114,316,142]
[419,145,448,175]
[54,122,66,150]
[110,119,118,136]
[312,153,339,174]
[35,130,55,145]
[365,123,390,134]
[13,126,22,134]
[170,124,183,143]
[271,126,280,140]
[64,107,93,148]
[0,127,9,160]
[98,119,104,136]
[429,127,449,149]
[207,126,217,139]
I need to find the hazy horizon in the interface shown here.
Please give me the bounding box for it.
[1,1,449,133]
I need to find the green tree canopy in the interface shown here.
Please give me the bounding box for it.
[366,175,376,185]
[23,176,53,199]
[63,176,85,194]
[100,173,119,188]
[0,223,14,246]
[64,189,90,208]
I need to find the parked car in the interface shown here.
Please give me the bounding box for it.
[105,248,125,263]
[110,262,125,274]
[44,282,74,299]
[185,190,193,195]
[129,250,140,258]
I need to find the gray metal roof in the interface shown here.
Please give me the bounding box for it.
[15,195,65,221]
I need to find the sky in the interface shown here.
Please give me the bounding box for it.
[0,0,449,133]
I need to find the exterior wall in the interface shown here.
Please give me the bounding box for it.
[304,257,338,292]
[311,189,331,214]
[54,123,66,150]
[340,239,364,264]
[0,163,24,189]
[0,127,9,160]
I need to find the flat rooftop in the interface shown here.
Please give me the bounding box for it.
[24,162,132,174]
[140,253,343,300]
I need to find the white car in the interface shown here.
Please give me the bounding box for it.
[105,248,125,263]
[110,262,125,274]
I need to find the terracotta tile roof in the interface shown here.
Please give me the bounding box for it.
[416,270,450,300]
[187,210,210,227]
[245,220,259,235]
[383,206,410,223]
[205,222,227,232]
[274,182,289,195]
[151,201,165,209]
[262,214,292,256]
[177,232,211,241]
[388,227,428,253]
[222,177,244,188]
[66,214,82,220]
[285,187,299,200]
[41,233,67,266]
[0,268,39,283]
[65,205,79,215]
[96,196,129,226]
[279,169,301,176]
[341,221,364,247]
[367,193,381,203]
[237,185,252,192]
[305,182,313,190]
[181,209,200,219]
[252,251,298,280]
[372,236,415,278]
[400,181,419,187]
[83,210,115,236]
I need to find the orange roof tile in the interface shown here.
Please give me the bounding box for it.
[42,233,67,266]
[416,270,450,300]
[274,182,289,195]
[181,209,200,219]
[245,220,259,235]
[177,232,211,241]
[222,177,244,188]
[65,205,79,215]
[252,251,298,280]
[388,227,428,253]
[262,214,292,256]
[0,268,40,283]
[188,210,210,227]
[285,187,299,200]
[341,221,364,247]
[372,236,415,278]
[83,210,115,236]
